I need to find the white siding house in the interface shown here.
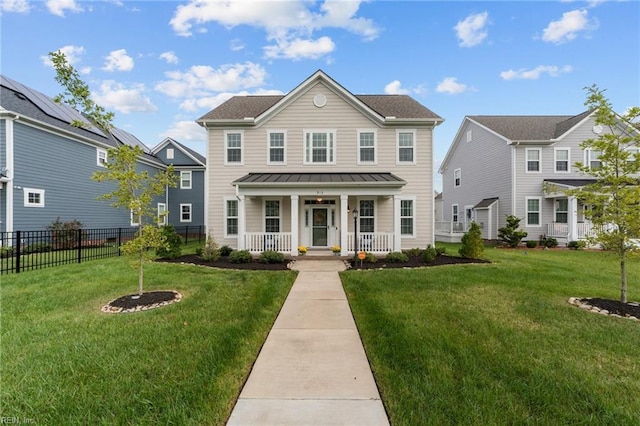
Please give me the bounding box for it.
[197,70,443,256]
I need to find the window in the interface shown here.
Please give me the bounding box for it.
[555,199,568,223]
[304,131,335,164]
[180,171,192,189]
[359,200,375,233]
[225,199,238,236]
[157,203,167,226]
[166,148,174,160]
[555,148,570,172]
[526,148,541,172]
[400,199,414,236]
[130,209,140,226]
[97,148,107,167]
[454,169,461,187]
[466,130,473,143]
[465,206,473,223]
[180,203,192,223]
[225,131,243,164]
[452,204,459,222]
[268,131,286,164]
[526,197,541,226]
[357,130,376,164]
[585,149,601,170]
[397,130,415,164]
[264,200,280,232]
[24,188,45,207]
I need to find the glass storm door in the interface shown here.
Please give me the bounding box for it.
[312,208,328,246]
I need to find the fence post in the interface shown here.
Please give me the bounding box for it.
[118,228,122,256]
[77,228,83,264]
[15,230,21,274]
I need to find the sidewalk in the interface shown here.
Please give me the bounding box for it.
[227,259,389,426]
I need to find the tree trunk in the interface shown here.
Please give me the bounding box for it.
[620,255,627,303]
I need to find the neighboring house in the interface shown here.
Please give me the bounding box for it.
[438,110,632,244]
[197,70,443,256]
[151,137,206,229]
[0,75,204,234]
[434,191,443,222]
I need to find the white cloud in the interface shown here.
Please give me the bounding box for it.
[41,45,85,67]
[542,9,597,44]
[1,0,30,13]
[384,80,410,95]
[454,11,489,47]
[436,77,470,94]
[500,65,573,80]
[103,49,134,72]
[159,51,179,64]
[46,0,83,17]
[179,88,283,113]
[155,62,268,98]
[230,38,245,51]
[92,80,157,114]
[162,120,206,142]
[264,36,335,60]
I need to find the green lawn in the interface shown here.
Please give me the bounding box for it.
[342,244,640,425]
[0,256,297,425]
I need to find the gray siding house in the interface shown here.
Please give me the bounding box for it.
[438,111,623,244]
[0,75,204,234]
[197,70,442,256]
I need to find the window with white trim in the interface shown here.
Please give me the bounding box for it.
[465,206,473,223]
[130,210,140,226]
[555,148,570,172]
[397,130,415,164]
[166,148,174,160]
[526,148,541,172]
[304,131,335,164]
[225,131,243,164]
[466,130,473,143]
[97,148,107,167]
[180,203,192,223]
[454,168,461,187]
[24,188,45,207]
[452,204,459,222]
[585,149,601,170]
[555,199,568,223]
[157,203,167,226]
[268,131,286,164]
[526,197,541,226]
[180,171,192,189]
[359,200,375,233]
[225,199,238,236]
[264,200,280,232]
[400,199,414,236]
[357,130,376,164]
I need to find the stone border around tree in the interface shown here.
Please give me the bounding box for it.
[568,297,640,321]
[101,291,182,314]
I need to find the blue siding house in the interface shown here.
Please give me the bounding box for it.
[0,75,205,233]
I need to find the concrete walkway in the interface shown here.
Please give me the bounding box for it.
[227,259,389,426]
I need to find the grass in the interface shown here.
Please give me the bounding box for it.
[341,244,640,425]
[0,254,297,425]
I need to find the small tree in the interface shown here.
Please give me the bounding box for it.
[459,222,484,259]
[561,85,640,303]
[498,215,528,248]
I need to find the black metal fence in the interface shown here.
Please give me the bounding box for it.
[0,226,205,275]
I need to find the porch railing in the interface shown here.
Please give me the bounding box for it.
[435,221,469,234]
[546,222,612,239]
[347,232,394,254]
[244,232,292,253]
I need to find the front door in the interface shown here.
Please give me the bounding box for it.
[312,207,328,246]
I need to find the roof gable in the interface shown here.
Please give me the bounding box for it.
[151,137,206,166]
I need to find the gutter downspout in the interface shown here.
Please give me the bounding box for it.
[5,116,16,235]
[511,142,519,217]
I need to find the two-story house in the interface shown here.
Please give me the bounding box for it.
[438,110,627,245]
[197,70,442,256]
[0,75,205,234]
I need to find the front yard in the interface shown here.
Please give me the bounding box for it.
[341,244,640,425]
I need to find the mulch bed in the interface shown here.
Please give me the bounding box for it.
[348,254,491,270]
[575,297,640,319]
[157,254,291,270]
[102,290,182,314]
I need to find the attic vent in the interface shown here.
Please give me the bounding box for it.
[15,92,27,100]
[313,94,327,108]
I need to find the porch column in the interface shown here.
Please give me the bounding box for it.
[393,195,401,252]
[290,195,299,256]
[237,195,246,250]
[567,196,578,242]
[340,194,348,256]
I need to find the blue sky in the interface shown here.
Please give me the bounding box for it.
[1,0,638,191]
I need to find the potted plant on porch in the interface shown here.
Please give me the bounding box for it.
[331,246,341,255]
[298,246,308,256]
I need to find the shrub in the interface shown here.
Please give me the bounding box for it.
[540,235,558,248]
[229,250,252,264]
[219,245,233,256]
[526,240,538,248]
[200,234,220,262]
[435,245,447,256]
[363,252,377,263]
[424,245,437,262]
[259,250,285,264]
[155,224,183,259]
[404,247,424,258]
[0,247,15,258]
[385,251,408,263]
[568,240,586,250]
[459,222,485,259]
[47,217,84,249]
[23,242,53,254]
[498,215,528,248]
[195,247,203,256]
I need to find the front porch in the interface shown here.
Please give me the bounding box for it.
[243,231,395,254]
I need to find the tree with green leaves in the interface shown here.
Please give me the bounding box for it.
[498,215,528,248]
[50,51,177,296]
[563,85,640,303]
[459,222,485,259]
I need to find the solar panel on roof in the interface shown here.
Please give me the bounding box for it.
[111,127,151,153]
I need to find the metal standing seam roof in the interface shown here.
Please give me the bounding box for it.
[233,172,406,186]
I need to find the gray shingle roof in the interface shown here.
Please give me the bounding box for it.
[474,197,499,208]
[233,172,406,185]
[469,111,591,141]
[544,179,598,187]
